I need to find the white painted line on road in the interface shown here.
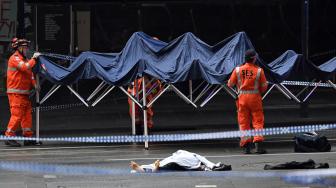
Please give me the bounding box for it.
[195,185,217,188]
[43,174,57,179]
[104,151,336,162]
[0,137,336,151]
[205,151,336,158]
[0,145,123,151]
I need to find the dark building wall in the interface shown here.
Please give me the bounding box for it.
[24,0,336,62]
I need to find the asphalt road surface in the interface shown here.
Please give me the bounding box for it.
[0,138,336,188]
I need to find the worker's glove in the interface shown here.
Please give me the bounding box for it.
[32,52,41,59]
[151,88,158,94]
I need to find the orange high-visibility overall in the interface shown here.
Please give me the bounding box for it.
[228,63,268,147]
[6,51,36,137]
[127,77,161,128]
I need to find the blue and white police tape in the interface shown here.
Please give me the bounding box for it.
[32,102,85,112]
[0,161,336,186]
[0,123,335,143]
[282,81,332,87]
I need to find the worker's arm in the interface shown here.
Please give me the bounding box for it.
[259,69,268,93]
[227,68,237,88]
[9,57,36,74]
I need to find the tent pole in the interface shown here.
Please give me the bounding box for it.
[139,80,160,103]
[119,86,143,108]
[87,81,106,101]
[66,85,89,107]
[40,85,61,105]
[279,83,301,103]
[91,86,115,107]
[274,84,292,100]
[35,74,40,142]
[131,80,136,135]
[223,84,238,99]
[137,77,155,95]
[296,79,316,98]
[147,84,170,108]
[194,84,211,103]
[300,0,309,117]
[170,85,197,108]
[328,80,336,90]
[189,80,205,100]
[142,77,149,149]
[189,80,193,101]
[200,85,222,107]
[303,81,320,102]
[262,84,275,100]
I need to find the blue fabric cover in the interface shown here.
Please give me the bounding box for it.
[36,31,335,85]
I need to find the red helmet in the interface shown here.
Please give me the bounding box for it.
[11,37,30,49]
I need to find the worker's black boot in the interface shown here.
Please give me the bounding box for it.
[24,140,42,146]
[5,140,21,147]
[212,163,232,171]
[255,142,267,154]
[242,143,252,154]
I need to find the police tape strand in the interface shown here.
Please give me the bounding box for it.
[0,161,336,186]
[0,123,335,143]
[282,80,333,87]
[32,102,85,112]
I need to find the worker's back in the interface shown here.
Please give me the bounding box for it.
[236,63,263,92]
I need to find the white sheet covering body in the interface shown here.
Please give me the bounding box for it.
[140,150,218,172]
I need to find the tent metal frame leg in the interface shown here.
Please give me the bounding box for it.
[137,77,156,96]
[142,77,149,149]
[40,85,61,105]
[91,85,116,107]
[140,81,161,103]
[145,80,159,96]
[275,84,292,100]
[295,79,316,98]
[87,81,106,101]
[303,81,320,102]
[222,84,238,99]
[194,84,212,103]
[35,75,40,143]
[170,84,197,108]
[131,79,136,135]
[189,80,193,101]
[119,86,143,108]
[200,85,222,107]
[279,83,301,103]
[147,84,170,108]
[66,85,89,107]
[188,80,205,99]
[262,84,275,100]
[328,80,336,90]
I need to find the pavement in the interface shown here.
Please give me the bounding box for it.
[1,138,336,188]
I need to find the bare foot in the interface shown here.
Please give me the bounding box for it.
[129,161,145,172]
[153,160,160,172]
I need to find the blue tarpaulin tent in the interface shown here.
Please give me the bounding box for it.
[36,31,335,85]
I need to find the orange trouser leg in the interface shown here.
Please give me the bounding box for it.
[237,103,252,147]
[251,99,264,143]
[6,94,26,136]
[21,101,33,137]
[146,107,154,128]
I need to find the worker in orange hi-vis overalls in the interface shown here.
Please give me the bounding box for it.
[127,76,162,135]
[228,49,268,154]
[5,38,42,147]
